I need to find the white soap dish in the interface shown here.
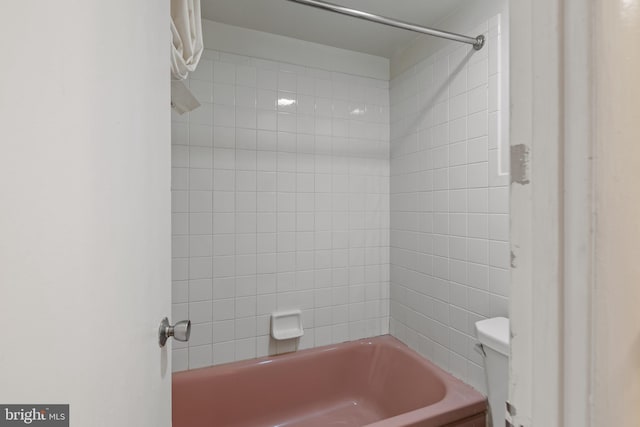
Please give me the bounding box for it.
[271,309,304,340]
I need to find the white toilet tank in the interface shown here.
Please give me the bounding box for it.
[475,317,510,427]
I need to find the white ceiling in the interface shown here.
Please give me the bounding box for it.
[200,0,467,58]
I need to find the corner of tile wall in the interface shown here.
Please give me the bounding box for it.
[389,14,509,394]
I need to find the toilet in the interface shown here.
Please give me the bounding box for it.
[475,317,510,427]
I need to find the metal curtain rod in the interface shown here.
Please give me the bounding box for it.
[286,0,485,50]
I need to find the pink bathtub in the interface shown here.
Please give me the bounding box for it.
[173,335,486,427]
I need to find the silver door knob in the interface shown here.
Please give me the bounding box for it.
[158,317,191,347]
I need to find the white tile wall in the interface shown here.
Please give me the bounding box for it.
[172,49,390,371]
[389,15,508,393]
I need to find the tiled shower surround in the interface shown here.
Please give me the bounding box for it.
[171,15,509,390]
[389,16,509,392]
[171,50,390,370]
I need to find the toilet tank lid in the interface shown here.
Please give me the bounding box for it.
[475,317,510,356]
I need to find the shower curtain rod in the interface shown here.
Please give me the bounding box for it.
[286,0,485,50]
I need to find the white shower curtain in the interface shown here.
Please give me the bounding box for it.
[170,0,203,80]
[170,0,203,113]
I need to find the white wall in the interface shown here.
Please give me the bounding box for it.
[593,0,640,424]
[202,20,389,80]
[171,33,390,370]
[0,1,171,426]
[388,13,509,392]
